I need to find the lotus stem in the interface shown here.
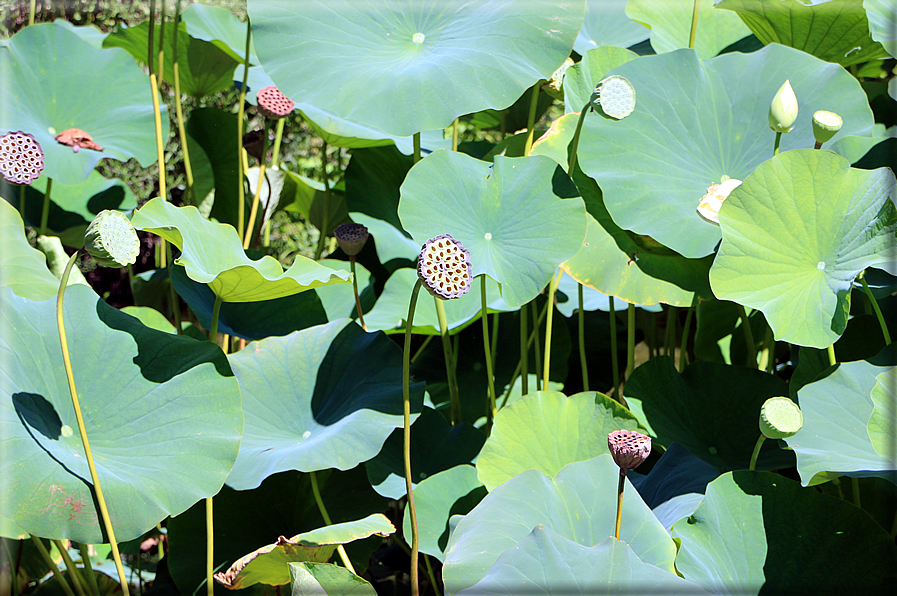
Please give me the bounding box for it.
[54,540,86,596]
[615,468,625,539]
[542,268,562,392]
[147,0,155,76]
[308,472,355,573]
[773,131,782,156]
[679,301,695,372]
[18,183,25,220]
[32,536,76,596]
[736,304,757,366]
[411,335,433,364]
[578,284,589,391]
[523,82,541,157]
[56,252,130,595]
[499,301,549,409]
[157,0,166,91]
[851,477,861,508]
[205,293,224,596]
[172,0,193,203]
[78,543,100,596]
[28,0,35,26]
[236,20,252,240]
[749,434,765,471]
[452,118,459,152]
[687,0,700,50]
[348,257,367,330]
[626,303,635,381]
[413,131,421,164]
[435,297,461,424]
[759,324,775,373]
[39,177,52,235]
[860,274,891,344]
[520,302,529,395]
[403,279,424,596]
[827,344,836,367]
[209,294,223,343]
[480,279,497,419]
[568,102,590,174]
[314,141,331,260]
[244,125,268,249]
[271,118,286,167]
[531,302,543,390]
[609,296,620,400]
[423,555,438,595]
[165,244,182,335]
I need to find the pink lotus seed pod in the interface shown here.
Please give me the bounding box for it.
[607,429,651,471]
[334,223,369,256]
[417,234,473,300]
[256,86,295,120]
[0,130,44,185]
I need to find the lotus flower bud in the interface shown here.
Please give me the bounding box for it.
[417,234,472,300]
[0,130,44,184]
[759,396,802,439]
[607,429,651,471]
[697,176,743,224]
[812,111,842,145]
[768,80,798,134]
[334,223,369,256]
[84,210,140,268]
[590,75,636,120]
[256,86,295,120]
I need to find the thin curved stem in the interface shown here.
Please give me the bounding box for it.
[523,83,542,157]
[57,252,129,595]
[542,269,562,392]
[749,434,766,471]
[687,0,700,50]
[244,124,268,249]
[205,293,224,596]
[773,131,783,156]
[851,477,861,508]
[860,274,891,344]
[32,537,76,596]
[236,19,252,240]
[434,297,460,424]
[314,141,331,260]
[411,335,433,365]
[608,297,620,400]
[614,469,625,540]
[500,301,550,409]
[568,102,590,174]
[736,304,757,367]
[480,278,497,420]
[531,302,543,390]
[78,543,100,596]
[403,279,423,596]
[309,472,355,573]
[18,183,25,220]
[578,283,589,391]
[54,540,86,596]
[166,243,182,335]
[679,302,695,373]
[520,301,528,396]
[452,118,459,152]
[626,303,635,381]
[172,1,193,203]
[271,118,286,167]
[40,177,52,235]
[157,0,166,92]
[349,258,367,330]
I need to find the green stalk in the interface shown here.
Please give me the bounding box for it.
[18,184,25,220]
[520,303,528,395]
[172,0,193,204]
[491,311,499,369]
[452,118,459,152]
[271,118,286,167]
[53,540,86,596]
[40,178,52,235]
[411,335,434,365]
[480,279,497,419]
[679,301,695,372]
[827,344,836,367]
[350,257,367,330]
[78,543,100,596]
[736,304,757,367]
[165,243,182,335]
[205,294,223,596]
[147,0,155,77]
[157,0,166,92]
[28,0,35,25]
[664,307,675,357]
[567,102,590,174]
[609,296,620,400]
[236,20,252,240]
[773,131,783,156]
[314,141,330,260]
[851,477,861,509]
[244,123,268,249]
[3,539,19,596]
[499,301,550,409]
[523,83,542,157]
[542,269,562,392]
[614,469,625,540]
[403,279,424,596]
[749,434,766,471]
[531,302,543,390]
[209,294,223,342]
[56,253,129,596]
[759,324,775,373]
[413,132,421,164]
[32,537,76,596]
[626,303,635,381]
[687,0,700,50]
[423,556,439,596]
[435,297,461,424]
[309,472,355,573]
[860,274,891,344]
[578,283,589,391]
[149,71,168,272]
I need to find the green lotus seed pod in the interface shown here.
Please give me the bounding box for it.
[812,110,842,145]
[769,80,798,134]
[590,75,636,120]
[759,396,803,439]
[84,209,140,268]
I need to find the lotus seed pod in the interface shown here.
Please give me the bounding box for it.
[334,222,369,256]
[768,80,798,134]
[759,396,803,439]
[590,75,636,120]
[417,234,472,300]
[607,429,651,471]
[256,86,295,120]
[0,130,44,184]
[84,210,141,268]
[697,177,743,224]
[55,128,103,152]
[812,111,842,145]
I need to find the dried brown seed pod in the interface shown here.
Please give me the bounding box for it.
[417,234,472,300]
[55,128,103,153]
[0,130,44,184]
[256,86,295,120]
[607,429,651,471]
[334,223,369,256]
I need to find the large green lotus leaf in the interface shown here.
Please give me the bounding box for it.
[0,22,164,185]
[578,44,875,259]
[54,19,107,49]
[315,259,372,323]
[180,2,258,65]
[214,514,394,590]
[167,468,387,596]
[869,368,896,461]
[366,407,486,499]
[573,0,649,55]
[672,471,897,594]
[476,391,643,492]
[290,562,376,596]
[185,107,242,229]
[563,46,640,113]
[224,319,424,490]
[457,527,708,596]
[399,151,587,309]
[364,269,513,335]
[132,198,350,302]
[442,455,678,595]
[348,213,419,264]
[248,0,585,136]
[624,357,793,471]
[864,0,897,58]
[785,360,896,486]
[170,264,329,341]
[0,199,59,301]
[0,285,242,543]
[626,0,750,59]
[3,171,137,248]
[401,465,486,562]
[717,0,888,67]
[709,150,897,348]
[103,20,238,97]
